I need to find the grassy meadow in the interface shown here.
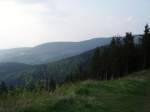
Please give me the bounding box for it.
[0,70,150,112]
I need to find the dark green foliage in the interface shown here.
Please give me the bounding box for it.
[91,47,101,79]
[49,79,56,92]
[89,24,150,81]
[140,24,150,68]
[110,36,123,78]
[0,81,8,95]
[123,32,135,73]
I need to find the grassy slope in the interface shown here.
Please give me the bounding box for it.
[0,69,150,112]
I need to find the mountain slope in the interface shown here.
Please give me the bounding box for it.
[0,38,111,64]
[0,35,141,65]
[0,63,32,82]
[4,49,94,86]
[0,35,142,86]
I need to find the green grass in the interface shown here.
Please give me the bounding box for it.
[0,70,150,112]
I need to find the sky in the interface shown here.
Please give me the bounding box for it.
[0,0,149,49]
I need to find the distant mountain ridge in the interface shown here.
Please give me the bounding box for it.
[0,35,142,86]
[0,37,112,64]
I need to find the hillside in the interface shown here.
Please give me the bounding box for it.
[0,63,32,82]
[0,34,143,86]
[0,69,150,112]
[0,38,111,65]
[1,48,94,86]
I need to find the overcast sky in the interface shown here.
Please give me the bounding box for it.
[0,0,149,49]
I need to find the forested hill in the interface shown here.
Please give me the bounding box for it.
[3,48,94,86]
[0,34,145,87]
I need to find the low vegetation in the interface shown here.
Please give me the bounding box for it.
[0,69,150,112]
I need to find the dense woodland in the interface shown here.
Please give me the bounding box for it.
[0,24,150,95]
[68,24,150,81]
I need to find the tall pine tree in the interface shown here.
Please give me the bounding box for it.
[141,24,150,68]
[123,32,135,74]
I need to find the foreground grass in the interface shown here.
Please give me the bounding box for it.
[0,70,150,112]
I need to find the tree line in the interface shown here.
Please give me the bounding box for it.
[66,24,150,81]
[89,24,150,80]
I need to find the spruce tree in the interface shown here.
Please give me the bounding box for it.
[141,24,150,68]
[123,32,135,74]
[110,36,123,78]
[91,47,101,79]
